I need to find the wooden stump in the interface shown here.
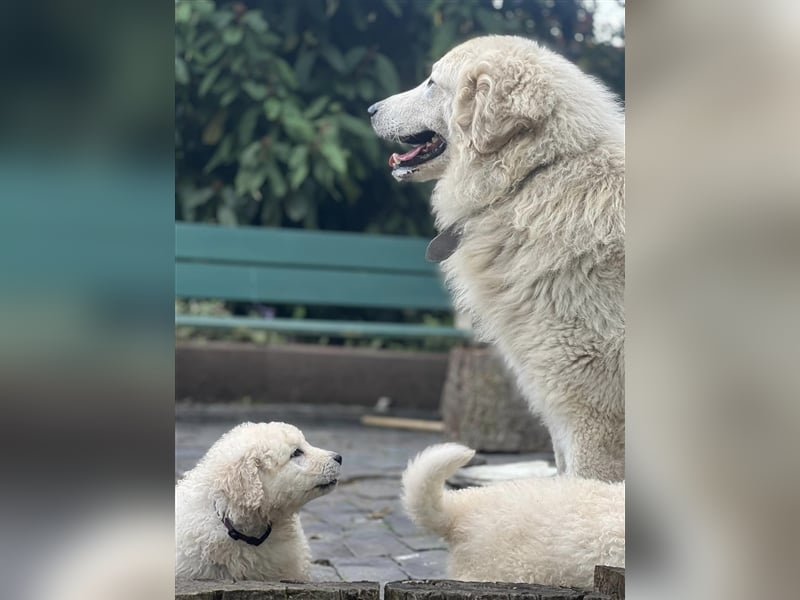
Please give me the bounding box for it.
[441,347,552,453]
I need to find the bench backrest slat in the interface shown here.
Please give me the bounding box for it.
[175,223,453,311]
[176,222,439,274]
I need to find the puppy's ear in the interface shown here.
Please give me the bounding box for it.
[219,453,264,512]
[453,53,555,155]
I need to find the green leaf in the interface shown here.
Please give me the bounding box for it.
[272,58,297,88]
[209,11,235,29]
[288,162,309,191]
[198,66,221,97]
[175,2,192,23]
[202,42,226,64]
[321,44,347,73]
[373,53,400,94]
[312,161,334,190]
[381,0,403,18]
[220,88,238,107]
[281,106,315,142]
[229,54,247,75]
[242,81,268,100]
[193,0,215,15]
[238,106,260,145]
[357,78,376,102]
[285,194,309,221]
[202,110,226,145]
[235,166,267,197]
[241,10,268,33]
[178,184,214,210]
[319,142,348,175]
[239,141,262,168]
[271,141,291,161]
[217,205,238,226]
[204,134,235,174]
[263,97,282,121]
[344,47,368,70]
[175,57,189,85]
[222,27,244,45]
[294,50,316,86]
[288,145,309,171]
[303,96,329,119]
[338,113,376,139]
[265,161,288,198]
[287,161,309,193]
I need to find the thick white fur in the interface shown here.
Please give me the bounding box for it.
[175,422,341,581]
[402,443,625,588]
[371,36,625,481]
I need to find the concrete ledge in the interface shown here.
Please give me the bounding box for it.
[175,579,379,599]
[176,341,449,410]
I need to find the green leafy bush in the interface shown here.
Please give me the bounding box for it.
[175,0,623,235]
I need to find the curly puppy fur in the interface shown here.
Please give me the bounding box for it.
[371,36,625,481]
[402,443,625,588]
[175,422,342,581]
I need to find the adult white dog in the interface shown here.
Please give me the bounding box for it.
[370,35,625,481]
[175,422,342,581]
[403,443,625,588]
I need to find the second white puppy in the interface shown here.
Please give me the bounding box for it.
[402,443,624,589]
[176,422,342,581]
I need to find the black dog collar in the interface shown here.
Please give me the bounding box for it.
[222,516,272,546]
[426,222,463,263]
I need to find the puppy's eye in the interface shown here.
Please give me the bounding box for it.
[427,78,435,87]
[291,448,304,458]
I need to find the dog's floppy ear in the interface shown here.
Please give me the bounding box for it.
[453,53,555,155]
[219,453,264,512]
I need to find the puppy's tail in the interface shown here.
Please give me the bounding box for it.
[401,443,475,539]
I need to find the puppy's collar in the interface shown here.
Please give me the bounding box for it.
[222,516,272,546]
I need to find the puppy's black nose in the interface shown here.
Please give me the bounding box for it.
[332,453,343,464]
[367,102,379,116]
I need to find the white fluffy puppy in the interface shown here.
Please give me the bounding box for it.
[175,422,342,581]
[402,443,624,589]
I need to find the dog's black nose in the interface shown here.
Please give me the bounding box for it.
[333,453,343,464]
[367,102,379,116]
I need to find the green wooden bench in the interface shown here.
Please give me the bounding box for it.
[175,222,470,339]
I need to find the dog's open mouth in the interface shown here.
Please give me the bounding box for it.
[388,130,447,169]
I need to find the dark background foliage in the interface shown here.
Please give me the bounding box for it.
[175,0,624,238]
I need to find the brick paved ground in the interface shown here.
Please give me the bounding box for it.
[176,403,555,583]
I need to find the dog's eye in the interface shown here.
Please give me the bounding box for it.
[427,78,435,87]
[291,448,304,458]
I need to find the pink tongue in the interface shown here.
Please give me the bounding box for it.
[397,145,424,160]
[389,144,424,166]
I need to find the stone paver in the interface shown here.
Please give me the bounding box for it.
[392,550,451,579]
[175,403,553,583]
[329,556,409,582]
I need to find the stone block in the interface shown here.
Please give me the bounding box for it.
[384,579,588,599]
[175,579,379,600]
[593,565,624,599]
